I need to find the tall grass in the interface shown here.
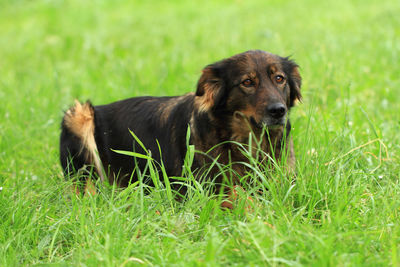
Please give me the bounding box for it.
[0,0,399,265]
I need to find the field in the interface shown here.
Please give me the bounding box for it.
[1,0,399,265]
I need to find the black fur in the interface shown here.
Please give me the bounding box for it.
[60,50,302,188]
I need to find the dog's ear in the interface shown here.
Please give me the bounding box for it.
[287,62,302,107]
[195,62,226,112]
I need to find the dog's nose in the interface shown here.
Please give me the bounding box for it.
[267,103,286,119]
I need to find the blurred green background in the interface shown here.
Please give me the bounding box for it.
[0,0,399,265]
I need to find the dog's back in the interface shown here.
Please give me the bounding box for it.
[60,94,195,186]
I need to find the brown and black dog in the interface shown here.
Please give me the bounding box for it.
[60,50,301,194]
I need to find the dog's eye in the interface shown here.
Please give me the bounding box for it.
[275,75,285,84]
[242,79,253,87]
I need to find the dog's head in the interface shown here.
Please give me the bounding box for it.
[195,50,301,132]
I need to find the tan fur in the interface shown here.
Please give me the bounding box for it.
[230,111,252,143]
[291,66,301,82]
[195,83,218,112]
[291,66,302,105]
[194,67,223,113]
[64,100,105,182]
[84,178,97,195]
[159,93,195,124]
[230,111,269,159]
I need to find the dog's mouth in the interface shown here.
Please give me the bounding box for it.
[250,116,285,130]
[234,112,285,130]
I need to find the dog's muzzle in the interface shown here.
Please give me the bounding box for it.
[250,103,287,129]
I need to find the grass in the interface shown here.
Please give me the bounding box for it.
[0,0,400,265]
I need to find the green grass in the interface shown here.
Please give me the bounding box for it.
[1,0,400,265]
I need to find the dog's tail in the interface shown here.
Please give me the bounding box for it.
[63,100,105,182]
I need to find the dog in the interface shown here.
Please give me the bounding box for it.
[60,50,302,195]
